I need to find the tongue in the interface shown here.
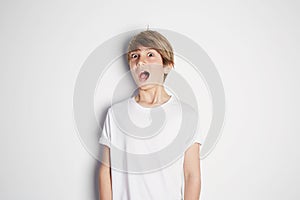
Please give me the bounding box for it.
[140,73,148,79]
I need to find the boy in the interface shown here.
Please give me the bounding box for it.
[98,30,202,199]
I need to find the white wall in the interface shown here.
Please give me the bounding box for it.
[1,0,299,199]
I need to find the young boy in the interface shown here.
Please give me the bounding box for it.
[98,30,202,200]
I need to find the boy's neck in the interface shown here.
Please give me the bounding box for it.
[135,85,171,107]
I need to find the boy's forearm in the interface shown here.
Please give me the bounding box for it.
[184,176,201,200]
[98,167,112,200]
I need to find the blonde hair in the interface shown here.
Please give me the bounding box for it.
[127,30,174,81]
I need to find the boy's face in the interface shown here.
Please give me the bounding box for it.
[128,45,171,89]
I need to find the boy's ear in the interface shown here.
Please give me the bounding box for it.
[163,63,173,74]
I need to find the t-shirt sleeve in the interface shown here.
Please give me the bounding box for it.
[190,129,205,160]
[184,104,206,159]
[185,104,205,146]
[193,132,204,146]
[98,108,112,148]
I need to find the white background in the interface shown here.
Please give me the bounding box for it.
[1,0,299,199]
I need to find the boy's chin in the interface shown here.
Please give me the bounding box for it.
[137,83,164,90]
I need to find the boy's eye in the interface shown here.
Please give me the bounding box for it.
[131,54,138,59]
[147,52,154,57]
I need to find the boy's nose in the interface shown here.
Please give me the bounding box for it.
[137,59,146,67]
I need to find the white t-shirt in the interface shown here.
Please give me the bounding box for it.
[99,95,204,200]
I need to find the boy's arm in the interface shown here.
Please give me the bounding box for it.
[98,145,112,200]
[183,143,201,200]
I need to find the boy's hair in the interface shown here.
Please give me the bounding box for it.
[127,30,174,81]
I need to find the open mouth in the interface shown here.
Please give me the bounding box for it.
[139,71,150,82]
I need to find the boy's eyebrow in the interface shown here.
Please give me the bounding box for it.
[130,48,155,53]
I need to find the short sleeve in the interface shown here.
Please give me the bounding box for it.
[193,129,205,146]
[98,108,112,148]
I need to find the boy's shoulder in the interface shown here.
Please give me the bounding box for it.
[179,100,198,120]
[107,96,198,117]
[107,96,132,113]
